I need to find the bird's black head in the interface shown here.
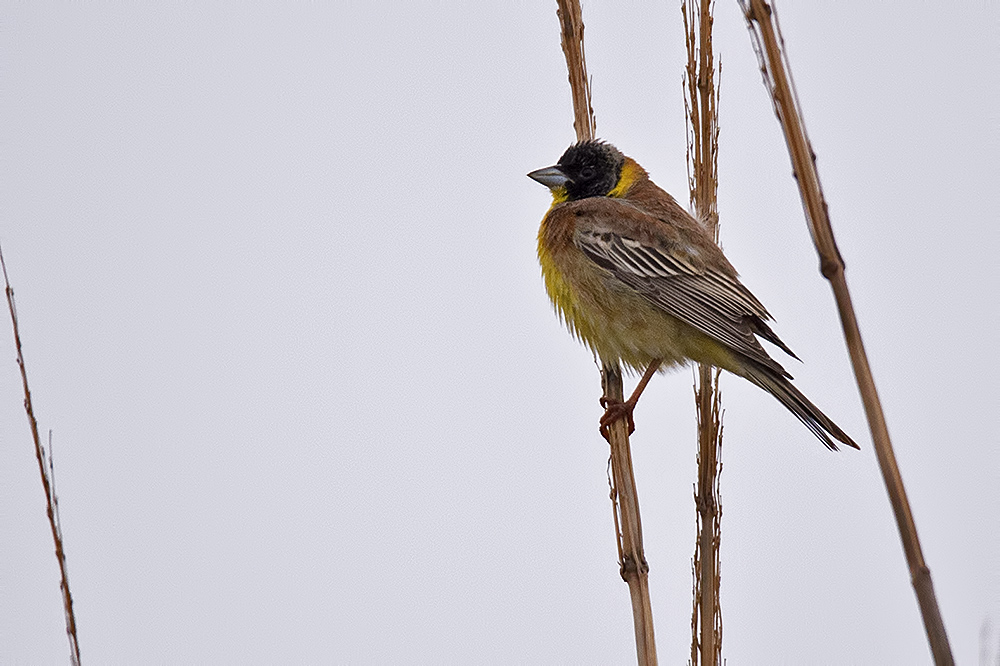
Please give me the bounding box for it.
[528,140,625,201]
[558,141,625,200]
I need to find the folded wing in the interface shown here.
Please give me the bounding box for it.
[574,208,796,378]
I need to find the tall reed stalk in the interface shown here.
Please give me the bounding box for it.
[739,2,953,663]
[682,0,723,663]
[554,2,658,663]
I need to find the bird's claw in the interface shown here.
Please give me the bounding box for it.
[599,397,636,442]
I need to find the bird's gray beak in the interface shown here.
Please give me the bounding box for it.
[527,165,570,190]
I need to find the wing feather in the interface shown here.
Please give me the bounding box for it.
[575,222,792,376]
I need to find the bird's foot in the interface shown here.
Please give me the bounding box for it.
[599,396,637,442]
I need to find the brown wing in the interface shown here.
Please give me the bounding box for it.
[569,198,796,377]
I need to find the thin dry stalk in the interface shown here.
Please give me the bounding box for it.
[556,0,596,143]
[739,2,953,664]
[1,246,81,666]
[601,365,657,666]
[690,368,723,666]
[554,2,656,663]
[683,0,723,663]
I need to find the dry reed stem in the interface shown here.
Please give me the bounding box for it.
[739,2,954,664]
[1,246,81,666]
[554,1,656,663]
[690,368,723,666]
[683,1,723,663]
[556,0,596,143]
[601,365,657,666]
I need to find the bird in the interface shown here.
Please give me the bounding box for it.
[528,139,858,450]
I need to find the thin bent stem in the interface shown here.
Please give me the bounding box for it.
[1,247,81,666]
[739,2,953,663]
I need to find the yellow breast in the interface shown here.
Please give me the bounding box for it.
[537,196,732,373]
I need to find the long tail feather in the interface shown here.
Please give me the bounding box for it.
[740,363,859,451]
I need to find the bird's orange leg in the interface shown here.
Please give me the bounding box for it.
[600,360,662,441]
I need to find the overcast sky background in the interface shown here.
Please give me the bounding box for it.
[1,2,998,664]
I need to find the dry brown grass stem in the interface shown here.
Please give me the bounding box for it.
[690,368,723,666]
[554,1,656,663]
[683,1,723,663]
[684,0,720,235]
[600,365,657,666]
[556,0,596,143]
[740,1,954,664]
[1,246,81,666]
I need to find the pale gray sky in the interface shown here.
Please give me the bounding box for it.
[1,2,998,664]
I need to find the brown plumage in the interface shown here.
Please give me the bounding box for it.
[530,140,858,450]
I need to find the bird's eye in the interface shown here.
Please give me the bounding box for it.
[579,166,596,180]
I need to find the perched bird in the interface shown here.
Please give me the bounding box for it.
[529,140,858,450]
